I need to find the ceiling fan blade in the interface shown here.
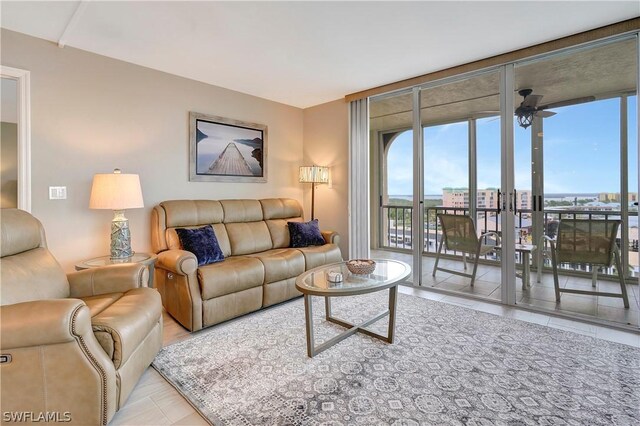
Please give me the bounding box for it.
[521,94,543,108]
[541,96,595,109]
[472,110,500,119]
[535,110,556,118]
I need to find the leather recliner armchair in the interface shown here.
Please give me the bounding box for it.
[0,209,163,425]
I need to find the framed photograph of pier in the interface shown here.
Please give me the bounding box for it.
[189,112,268,182]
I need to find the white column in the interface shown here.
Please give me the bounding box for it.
[469,118,477,222]
[620,95,629,276]
[531,117,544,270]
[500,64,517,305]
[412,88,424,285]
[348,99,371,259]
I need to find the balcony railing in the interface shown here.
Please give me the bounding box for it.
[381,204,639,278]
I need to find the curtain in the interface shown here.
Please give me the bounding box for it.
[348,99,370,259]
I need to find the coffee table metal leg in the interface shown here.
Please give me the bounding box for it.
[304,294,315,357]
[303,285,401,358]
[325,296,332,320]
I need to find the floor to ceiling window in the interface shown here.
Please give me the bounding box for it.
[513,37,639,327]
[370,34,639,331]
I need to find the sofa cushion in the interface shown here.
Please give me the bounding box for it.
[167,223,231,257]
[88,288,162,369]
[161,200,224,227]
[288,220,325,248]
[263,277,301,307]
[221,200,263,223]
[260,198,303,220]
[202,286,263,327]
[225,221,273,255]
[0,209,46,257]
[81,292,124,317]
[198,256,264,300]
[266,218,302,248]
[248,248,305,284]
[1,247,70,305]
[297,244,343,270]
[175,225,224,266]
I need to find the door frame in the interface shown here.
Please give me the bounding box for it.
[1,66,31,212]
[500,64,517,305]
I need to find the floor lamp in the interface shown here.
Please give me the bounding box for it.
[299,166,329,220]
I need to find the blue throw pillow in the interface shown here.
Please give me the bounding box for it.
[288,219,325,248]
[175,225,224,266]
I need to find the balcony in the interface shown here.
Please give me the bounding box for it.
[377,204,639,329]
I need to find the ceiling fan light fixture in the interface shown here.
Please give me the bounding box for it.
[515,106,534,129]
[517,112,534,129]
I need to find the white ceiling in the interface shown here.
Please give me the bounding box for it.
[1,1,638,108]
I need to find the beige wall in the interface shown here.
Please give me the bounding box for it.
[302,99,349,256]
[1,29,305,271]
[1,122,18,208]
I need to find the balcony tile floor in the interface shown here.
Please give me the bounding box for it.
[373,249,640,330]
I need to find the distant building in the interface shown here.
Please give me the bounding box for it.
[442,188,469,208]
[599,192,618,202]
[443,188,531,210]
[598,192,638,203]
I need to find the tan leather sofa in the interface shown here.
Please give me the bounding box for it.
[0,209,163,425]
[151,198,342,331]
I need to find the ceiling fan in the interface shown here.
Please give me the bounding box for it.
[515,88,596,129]
[515,89,555,128]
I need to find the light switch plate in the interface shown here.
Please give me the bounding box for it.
[49,186,67,200]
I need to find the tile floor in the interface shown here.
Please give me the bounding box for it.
[111,283,640,425]
[372,249,640,330]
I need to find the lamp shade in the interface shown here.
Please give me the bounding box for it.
[89,170,144,210]
[299,166,329,184]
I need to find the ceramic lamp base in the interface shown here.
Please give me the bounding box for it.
[110,210,133,260]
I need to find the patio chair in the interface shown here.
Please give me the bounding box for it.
[545,219,629,308]
[433,214,500,286]
[537,220,559,283]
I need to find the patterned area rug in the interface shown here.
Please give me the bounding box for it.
[153,293,640,425]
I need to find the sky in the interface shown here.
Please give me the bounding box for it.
[386,96,638,196]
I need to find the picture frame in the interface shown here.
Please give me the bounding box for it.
[189,112,268,182]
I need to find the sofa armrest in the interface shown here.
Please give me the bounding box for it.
[68,263,148,298]
[1,299,92,348]
[321,230,340,245]
[157,249,198,276]
[155,249,203,331]
[1,299,119,425]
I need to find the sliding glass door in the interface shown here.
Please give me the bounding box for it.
[371,70,509,298]
[513,36,639,327]
[419,70,505,300]
[371,34,639,329]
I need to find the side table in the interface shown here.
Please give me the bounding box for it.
[515,244,536,290]
[75,253,158,287]
[495,244,536,290]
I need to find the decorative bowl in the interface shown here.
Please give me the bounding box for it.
[346,259,376,275]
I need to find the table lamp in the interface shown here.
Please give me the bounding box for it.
[89,168,144,259]
[299,165,329,220]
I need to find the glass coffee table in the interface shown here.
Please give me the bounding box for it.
[295,259,411,357]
